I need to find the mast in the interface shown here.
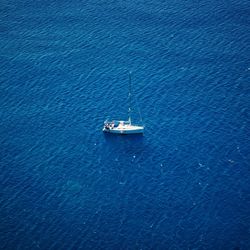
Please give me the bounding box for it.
[128,71,132,124]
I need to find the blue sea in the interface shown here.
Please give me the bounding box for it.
[0,0,250,249]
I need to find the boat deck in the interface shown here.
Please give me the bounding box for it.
[103,121,144,134]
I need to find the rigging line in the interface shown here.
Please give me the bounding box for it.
[128,71,132,124]
[128,71,143,126]
[129,71,143,125]
[135,94,144,125]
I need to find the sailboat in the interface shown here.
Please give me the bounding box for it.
[103,72,144,134]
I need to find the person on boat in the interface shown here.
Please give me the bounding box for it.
[105,123,110,130]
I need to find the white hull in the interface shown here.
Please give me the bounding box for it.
[103,126,144,134]
[103,121,144,134]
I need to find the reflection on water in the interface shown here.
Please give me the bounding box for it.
[104,132,144,146]
[103,132,146,159]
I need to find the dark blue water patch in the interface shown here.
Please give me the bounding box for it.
[1,0,250,249]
